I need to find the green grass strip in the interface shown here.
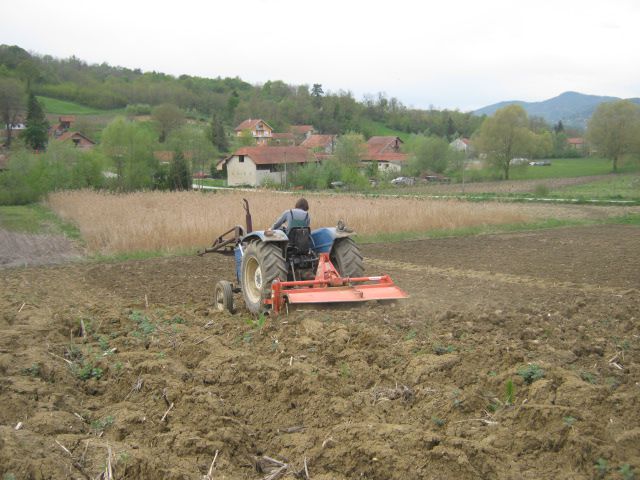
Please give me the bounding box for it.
[0,204,82,241]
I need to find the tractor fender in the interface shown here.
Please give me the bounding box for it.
[241,230,289,244]
[311,227,355,254]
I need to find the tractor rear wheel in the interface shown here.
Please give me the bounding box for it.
[330,238,364,278]
[214,280,235,313]
[241,241,287,314]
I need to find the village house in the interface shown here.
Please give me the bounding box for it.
[55,131,96,149]
[567,137,586,153]
[234,118,273,145]
[219,146,317,186]
[450,137,471,154]
[51,115,76,137]
[361,136,407,173]
[270,132,296,145]
[300,134,336,154]
[289,125,315,142]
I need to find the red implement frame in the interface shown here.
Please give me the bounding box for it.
[267,253,408,314]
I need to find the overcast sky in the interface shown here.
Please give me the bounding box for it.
[2,0,639,111]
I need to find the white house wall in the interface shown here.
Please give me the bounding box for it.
[226,156,258,186]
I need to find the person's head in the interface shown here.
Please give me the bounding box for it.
[295,198,309,211]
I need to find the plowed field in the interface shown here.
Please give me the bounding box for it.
[1,225,639,479]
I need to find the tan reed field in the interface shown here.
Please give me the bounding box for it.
[46,190,533,254]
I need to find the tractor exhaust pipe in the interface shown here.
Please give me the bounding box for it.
[243,198,253,233]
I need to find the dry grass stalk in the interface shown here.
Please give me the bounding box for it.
[160,402,174,422]
[46,190,533,254]
[203,449,219,480]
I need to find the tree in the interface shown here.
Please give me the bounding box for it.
[554,121,564,133]
[101,117,159,190]
[168,150,191,190]
[473,105,537,180]
[311,84,324,107]
[207,114,229,152]
[23,92,49,150]
[587,100,640,172]
[331,133,368,188]
[311,84,324,97]
[226,90,240,121]
[167,125,217,179]
[334,132,366,166]
[407,135,461,175]
[16,60,42,90]
[151,103,185,143]
[0,77,25,147]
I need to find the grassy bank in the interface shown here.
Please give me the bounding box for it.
[0,204,82,240]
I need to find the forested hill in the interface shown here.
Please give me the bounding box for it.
[475,91,640,129]
[0,44,482,138]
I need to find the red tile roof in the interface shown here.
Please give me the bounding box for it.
[56,131,95,144]
[289,125,314,135]
[366,136,403,154]
[301,134,335,149]
[226,146,316,165]
[271,132,295,140]
[567,137,585,145]
[364,136,406,161]
[234,118,273,132]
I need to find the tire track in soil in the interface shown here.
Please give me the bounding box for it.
[366,257,639,297]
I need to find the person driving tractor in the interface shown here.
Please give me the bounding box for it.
[271,198,310,231]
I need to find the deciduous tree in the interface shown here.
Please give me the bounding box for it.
[101,117,158,190]
[474,105,537,180]
[407,135,461,175]
[0,77,25,147]
[151,103,185,143]
[334,132,366,166]
[587,100,640,172]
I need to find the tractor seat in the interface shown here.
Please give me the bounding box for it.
[287,227,312,253]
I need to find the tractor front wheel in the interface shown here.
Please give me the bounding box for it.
[214,280,235,313]
[330,238,364,278]
[241,242,287,314]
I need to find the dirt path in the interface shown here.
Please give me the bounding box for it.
[0,225,639,479]
[0,228,82,268]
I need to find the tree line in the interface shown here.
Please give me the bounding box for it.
[0,44,482,139]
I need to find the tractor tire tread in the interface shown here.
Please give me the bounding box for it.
[331,237,364,278]
[242,241,287,314]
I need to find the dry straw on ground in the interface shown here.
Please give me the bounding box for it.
[46,190,532,254]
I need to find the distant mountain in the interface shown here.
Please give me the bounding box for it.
[474,91,640,130]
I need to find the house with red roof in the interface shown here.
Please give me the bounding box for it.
[289,125,315,142]
[361,136,407,173]
[50,115,76,137]
[567,137,586,152]
[270,132,296,145]
[55,131,95,149]
[234,119,274,145]
[219,146,318,186]
[301,134,336,154]
[450,137,471,153]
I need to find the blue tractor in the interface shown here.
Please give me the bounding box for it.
[199,199,406,314]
